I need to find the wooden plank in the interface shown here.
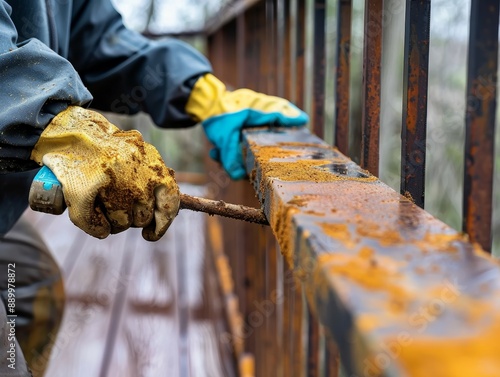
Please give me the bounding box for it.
[24,183,235,377]
[102,185,235,377]
[23,209,86,273]
[43,232,129,377]
[103,228,181,377]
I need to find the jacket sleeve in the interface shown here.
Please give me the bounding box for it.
[69,0,212,129]
[0,1,93,173]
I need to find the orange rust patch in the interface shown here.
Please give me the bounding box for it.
[304,210,325,217]
[288,196,309,207]
[416,232,467,253]
[403,190,415,203]
[256,145,309,159]
[318,249,411,312]
[357,313,385,332]
[414,266,426,275]
[319,222,358,249]
[264,159,340,181]
[392,313,500,377]
[252,145,377,184]
[269,200,299,267]
[356,222,404,247]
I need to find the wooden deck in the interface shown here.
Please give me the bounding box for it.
[23,184,236,377]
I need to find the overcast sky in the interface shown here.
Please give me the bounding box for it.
[111,0,224,33]
[111,0,470,40]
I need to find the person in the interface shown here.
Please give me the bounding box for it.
[0,0,308,375]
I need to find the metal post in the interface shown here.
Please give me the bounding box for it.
[463,0,499,252]
[400,0,431,209]
[360,0,383,176]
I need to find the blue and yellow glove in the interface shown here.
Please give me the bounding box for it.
[186,74,309,180]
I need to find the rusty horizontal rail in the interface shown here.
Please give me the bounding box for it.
[243,126,500,376]
[204,0,500,374]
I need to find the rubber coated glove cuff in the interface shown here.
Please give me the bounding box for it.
[185,74,308,180]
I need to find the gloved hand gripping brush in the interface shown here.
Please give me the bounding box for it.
[29,107,268,243]
[30,167,268,226]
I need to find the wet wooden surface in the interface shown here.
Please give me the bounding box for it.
[23,184,236,377]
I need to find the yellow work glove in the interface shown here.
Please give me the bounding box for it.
[186,74,308,179]
[30,106,180,241]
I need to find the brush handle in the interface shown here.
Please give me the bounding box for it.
[29,166,269,226]
[29,165,66,215]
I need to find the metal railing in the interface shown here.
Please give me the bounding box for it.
[202,1,500,376]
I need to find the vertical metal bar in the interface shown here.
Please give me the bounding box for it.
[312,0,326,139]
[281,267,306,377]
[264,227,283,377]
[286,3,307,376]
[290,282,306,377]
[289,0,298,103]
[212,31,225,80]
[334,0,352,155]
[242,7,263,361]
[306,306,320,377]
[463,0,499,252]
[295,0,307,110]
[360,0,383,176]
[324,333,340,377]
[277,0,286,97]
[265,0,276,95]
[237,14,246,88]
[273,2,286,371]
[400,0,431,209]
[245,7,261,91]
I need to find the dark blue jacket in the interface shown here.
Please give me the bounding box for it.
[0,0,212,234]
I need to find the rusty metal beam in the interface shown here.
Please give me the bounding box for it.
[243,126,500,376]
[360,0,383,176]
[334,0,352,155]
[401,0,431,209]
[463,0,499,253]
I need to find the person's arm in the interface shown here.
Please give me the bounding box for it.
[0,0,92,173]
[68,0,308,180]
[0,1,179,240]
[68,0,212,129]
